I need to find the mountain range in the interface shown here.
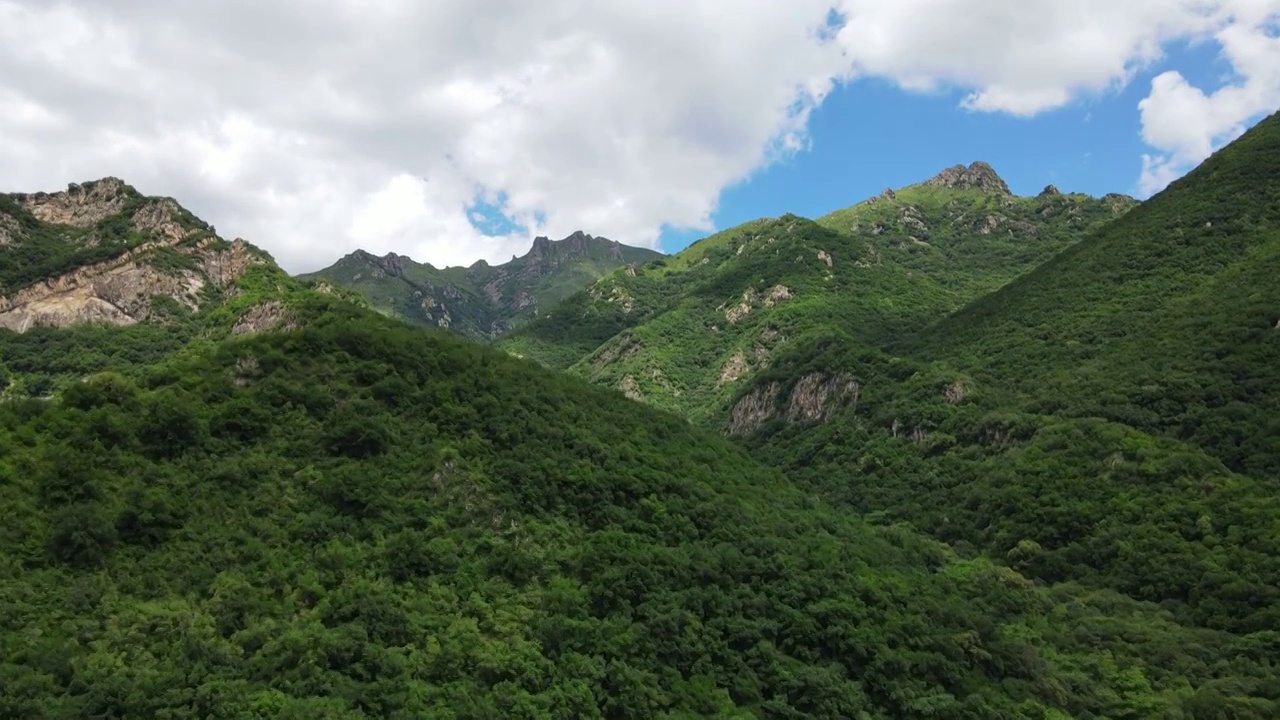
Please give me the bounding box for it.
[300,232,661,338]
[1,112,1278,717]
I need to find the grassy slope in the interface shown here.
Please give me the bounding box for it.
[2,300,1276,718]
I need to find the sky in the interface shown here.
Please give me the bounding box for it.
[1,1,1278,274]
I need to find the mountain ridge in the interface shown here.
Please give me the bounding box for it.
[499,161,1137,418]
[303,230,662,338]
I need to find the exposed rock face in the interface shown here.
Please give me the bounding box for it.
[764,285,792,307]
[232,300,298,335]
[943,381,967,405]
[817,250,833,267]
[592,332,643,370]
[0,237,262,333]
[727,371,860,436]
[975,215,1005,236]
[15,178,134,227]
[718,351,751,386]
[785,372,860,423]
[1039,184,1062,197]
[0,212,21,247]
[724,289,758,324]
[924,162,1011,195]
[900,206,929,233]
[728,382,780,436]
[130,199,190,242]
[619,374,643,401]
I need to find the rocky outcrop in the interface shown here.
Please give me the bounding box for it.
[924,162,1011,195]
[14,178,135,227]
[130,199,190,242]
[728,382,780,436]
[724,289,758,324]
[785,372,861,423]
[728,371,860,436]
[721,285,793,324]
[592,332,644,370]
[0,237,262,333]
[0,212,21,247]
[764,285,792,307]
[619,375,643,401]
[900,205,929,234]
[232,300,298,335]
[718,351,750,386]
[1039,184,1062,197]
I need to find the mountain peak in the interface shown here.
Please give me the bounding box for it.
[9,176,143,228]
[924,161,1011,195]
[528,230,599,259]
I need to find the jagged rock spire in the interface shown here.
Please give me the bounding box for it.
[924,161,1011,195]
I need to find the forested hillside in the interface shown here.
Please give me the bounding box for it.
[4,299,1277,717]
[499,164,1133,422]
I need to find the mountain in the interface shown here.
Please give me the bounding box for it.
[0,178,352,397]
[3,167,1278,715]
[300,231,662,338]
[495,131,1280,675]
[0,178,276,333]
[711,114,1280,641]
[905,111,1280,477]
[500,163,1135,421]
[4,295,1277,717]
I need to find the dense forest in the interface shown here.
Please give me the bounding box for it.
[2,300,1276,717]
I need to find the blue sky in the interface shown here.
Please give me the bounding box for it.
[659,39,1241,255]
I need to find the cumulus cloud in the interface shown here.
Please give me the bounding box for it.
[833,0,1280,195]
[0,0,1276,273]
[1138,9,1280,195]
[0,0,846,272]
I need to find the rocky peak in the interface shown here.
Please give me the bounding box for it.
[1039,184,1062,197]
[563,230,594,255]
[12,177,139,227]
[924,162,1011,195]
[526,230,603,262]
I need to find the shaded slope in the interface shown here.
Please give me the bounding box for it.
[907,110,1280,476]
[301,231,661,338]
[731,333,1280,636]
[2,300,1277,717]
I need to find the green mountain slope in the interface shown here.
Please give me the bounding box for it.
[3,299,1277,718]
[300,231,662,338]
[907,110,1280,477]
[721,113,1280,645]
[500,165,1134,422]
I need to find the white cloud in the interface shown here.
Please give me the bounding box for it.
[1139,10,1280,195]
[832,0,1280,194]
[0,0,845,272]
[0,0,1276,273]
